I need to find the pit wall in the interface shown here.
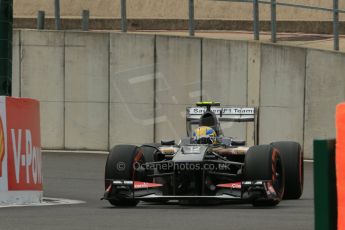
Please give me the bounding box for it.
[12,29,345,159]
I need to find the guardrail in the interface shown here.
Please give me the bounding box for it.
[49,0,345,51]
[217,0,345,51]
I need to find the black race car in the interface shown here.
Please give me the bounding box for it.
[102,102,303,207]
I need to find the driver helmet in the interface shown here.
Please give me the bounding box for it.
[192,126,217,144]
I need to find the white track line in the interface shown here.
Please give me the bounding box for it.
[0,198,85,208]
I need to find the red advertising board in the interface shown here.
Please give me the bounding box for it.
[5,97,42,191]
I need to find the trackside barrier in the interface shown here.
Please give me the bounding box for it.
[0,97,42,204]
[336,104,345,230]
[314,139,337,230]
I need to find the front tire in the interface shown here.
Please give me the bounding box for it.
[244,145,285,207]
[271,141,303,199]
[105,145,144,207]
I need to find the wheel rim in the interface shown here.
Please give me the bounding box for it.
[272,150,284,198]
[132,149,145,182]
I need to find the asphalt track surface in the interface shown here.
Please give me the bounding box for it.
[0,152,313,230]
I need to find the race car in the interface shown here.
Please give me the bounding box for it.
[102,102,303,207]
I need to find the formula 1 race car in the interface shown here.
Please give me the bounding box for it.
[102,102,303,207]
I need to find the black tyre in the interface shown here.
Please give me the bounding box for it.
[244,145,285,207]
[105,145,144,207]
[271,141,303,200]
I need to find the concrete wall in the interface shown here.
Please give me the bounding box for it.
[13,0,345,21]
[304,50,345,157]
[155,36,201,142]
[259,45,306,147]
[109,33,155,146]
[13,29,345,158]
[64,32,109,150]
[12,30,20,98]
[247,43,261,146]
[18,30,65,149]
[202,39,248,140]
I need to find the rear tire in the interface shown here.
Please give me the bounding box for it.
[244,145,284,207]
[271,141,303,199]
[105,145,143,207]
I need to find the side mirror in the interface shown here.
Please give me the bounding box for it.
[231,139,246,146]
[161,140,176,146]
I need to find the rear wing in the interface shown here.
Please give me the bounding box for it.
[186,106,258,145]
[186,107,256,123]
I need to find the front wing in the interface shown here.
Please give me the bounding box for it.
[102,180,280,203]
